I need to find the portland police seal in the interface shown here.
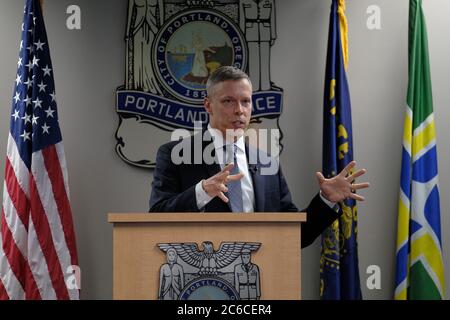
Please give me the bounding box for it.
[116,0,283,169]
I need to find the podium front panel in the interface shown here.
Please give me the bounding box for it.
[110,213,304,300]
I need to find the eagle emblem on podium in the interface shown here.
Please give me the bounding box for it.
[157,241,261,300]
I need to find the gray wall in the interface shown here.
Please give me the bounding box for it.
[0,0,448,299]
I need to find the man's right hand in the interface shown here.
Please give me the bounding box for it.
[202,163,244,203]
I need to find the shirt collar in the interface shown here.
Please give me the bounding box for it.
[207,124,245,153]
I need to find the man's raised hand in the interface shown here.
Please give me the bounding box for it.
[316,161,370,203]
[202,163,244,203]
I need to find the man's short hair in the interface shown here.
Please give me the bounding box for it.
[206,66,252,97]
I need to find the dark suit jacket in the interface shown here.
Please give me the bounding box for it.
[149,132,342,248]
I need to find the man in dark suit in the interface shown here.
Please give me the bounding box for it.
[149,66,369,248]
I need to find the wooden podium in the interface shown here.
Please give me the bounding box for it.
[108,212,306,300]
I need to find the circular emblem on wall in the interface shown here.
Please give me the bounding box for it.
[153,9,247,105]
[179,277,240,300]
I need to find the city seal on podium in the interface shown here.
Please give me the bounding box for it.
[157,241,261,300]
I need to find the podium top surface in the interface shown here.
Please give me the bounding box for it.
[108,212,306,223]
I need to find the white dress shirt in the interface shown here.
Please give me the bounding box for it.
[196,126,255,212]
[195,126,337,211]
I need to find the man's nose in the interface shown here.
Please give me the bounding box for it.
[234,102,244,114]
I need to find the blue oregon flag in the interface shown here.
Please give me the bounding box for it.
[319,0,362,300]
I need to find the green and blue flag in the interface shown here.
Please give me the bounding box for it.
[395,0,445,300]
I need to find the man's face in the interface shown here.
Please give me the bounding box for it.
[167,250,176,263]
[242,253,251,264]
[204,78,252,138]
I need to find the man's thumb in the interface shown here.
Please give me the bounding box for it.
[316,172,325,184]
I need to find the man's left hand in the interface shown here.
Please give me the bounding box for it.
[316,161,370,203]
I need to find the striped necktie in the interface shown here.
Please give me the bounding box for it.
[225,144,243,212]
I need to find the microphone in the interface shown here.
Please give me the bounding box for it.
[248,164,258,174]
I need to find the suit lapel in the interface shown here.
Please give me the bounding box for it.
[204,160,221,180]
[201,129,222,178]
[202,145,231,212]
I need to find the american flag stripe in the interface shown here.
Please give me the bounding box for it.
[0,273,9,299]
[0,239,23,300]
[3,183,28,257]
[29,173,70,300]
[32,148,76,272]
[42,145,77,266]
[0,238,24,300]
[4,134,53,299]
[32,147,78,300]
[7,135,30,198]
[4,160,29,230]
[27,221,57,299]
[1,212,40,299]
[55,144,71,200]
[2,139,46,301]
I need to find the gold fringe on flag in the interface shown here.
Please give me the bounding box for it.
[338,0,349,69]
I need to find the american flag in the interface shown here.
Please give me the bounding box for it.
[0,0,79,299]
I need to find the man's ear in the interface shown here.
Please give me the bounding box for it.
[204,97,212,115]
